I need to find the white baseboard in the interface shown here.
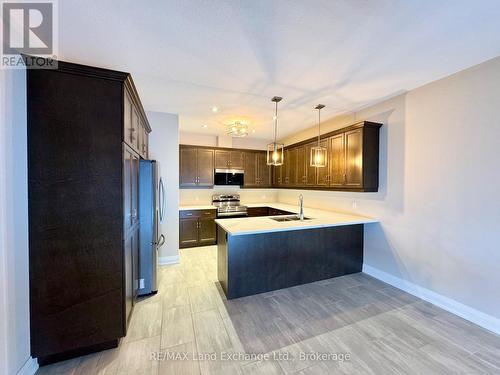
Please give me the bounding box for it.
[17,357,38,375]
[362,264,500,335]
[158,255,179,265]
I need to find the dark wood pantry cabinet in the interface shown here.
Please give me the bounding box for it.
[27,59,150,364]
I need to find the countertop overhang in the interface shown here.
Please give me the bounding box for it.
[214,203,378,236]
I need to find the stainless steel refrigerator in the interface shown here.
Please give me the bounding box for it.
[139,160,165,295]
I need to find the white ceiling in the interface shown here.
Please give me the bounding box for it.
[59,0,500,140]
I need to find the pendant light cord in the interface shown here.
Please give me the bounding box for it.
[274,100,278,145]
[317,107,321,146]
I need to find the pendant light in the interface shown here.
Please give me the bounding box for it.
[310,104,327,167]
[267,96,284,166]
[227,121,248,137]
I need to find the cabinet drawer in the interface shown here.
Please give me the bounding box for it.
[179,209,216,219]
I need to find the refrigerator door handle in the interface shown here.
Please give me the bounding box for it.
[159,177,166,222]
[157,234,165,248]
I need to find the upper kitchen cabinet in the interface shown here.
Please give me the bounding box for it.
[243,151,258,186]
[274,121,382,192]
[329,133,345,187]
[242,151,271,188]
[257,152,272,187]
[296,145,307,187]
[123,85,151,158]
[283,145,306,187]
[180,146,214,187]
[329,122,381,191]
[27,58,150,364]
[215,150,244,169]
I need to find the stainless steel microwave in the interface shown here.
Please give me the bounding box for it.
[214,169,244,186]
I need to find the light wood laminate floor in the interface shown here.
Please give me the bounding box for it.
[37,245,500,375]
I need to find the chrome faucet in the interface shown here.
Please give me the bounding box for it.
[298,194,304,221]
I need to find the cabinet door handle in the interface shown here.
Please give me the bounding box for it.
[185,213,193,216]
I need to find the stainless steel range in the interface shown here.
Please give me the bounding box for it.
[212,194,248,218]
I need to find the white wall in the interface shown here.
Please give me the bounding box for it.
[148,112,180,263]
[0,70,37,374]
[179,131,218,147]
[278,56,500,331]
[180,131,268,150]
[180,187,279,206]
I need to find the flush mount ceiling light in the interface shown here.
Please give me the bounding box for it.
[310,104,327,167]
[227,121,248,137]
[267,96,284,166]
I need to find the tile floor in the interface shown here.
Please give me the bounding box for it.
[36,245,500,374]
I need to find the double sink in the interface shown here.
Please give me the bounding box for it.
[270,215,312,222]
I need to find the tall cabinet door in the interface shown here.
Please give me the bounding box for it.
[345,129,363,187]
[124,92,133,147]
[197,149,214,186]
[123,147,133,233]
[131,153,139,225]
[215,150,230,169]
[296,146,307,187]
[287,148,298,186]
[180,148,198,187]
[273,164,282,186]
[132,226,140,301]
[123,235,133,329]
[329,134,345,187]
[243,152,258,187]
[230,151,244,169]
[257,152,271,187]
[305,142,317,186]
[131,108,140,153]
[143,128,149,158]
[316,140,329,186]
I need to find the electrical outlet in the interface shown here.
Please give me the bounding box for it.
[139,278,145,289]
[351,201,357,209]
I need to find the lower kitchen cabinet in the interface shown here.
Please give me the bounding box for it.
[247,207,269,217]
[179,209,217,248]
[199,217,217,245]
[247,207,295,217]
[179,218,199,247]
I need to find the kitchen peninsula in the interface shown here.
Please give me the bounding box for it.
[216,204,377,299]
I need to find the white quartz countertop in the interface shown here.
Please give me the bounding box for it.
[215,202,378,236]
[179,205,216,211]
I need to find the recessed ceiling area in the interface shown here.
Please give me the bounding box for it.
[58,0,500,140]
